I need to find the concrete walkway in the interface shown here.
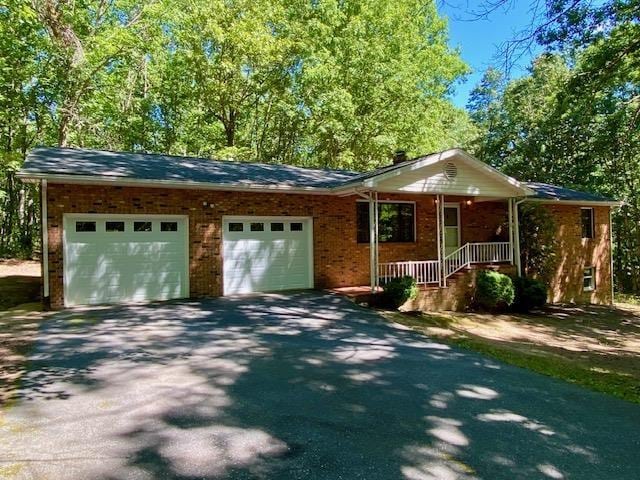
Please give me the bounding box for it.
[1,292,639,479]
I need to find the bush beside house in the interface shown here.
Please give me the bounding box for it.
[512,277,547,312]
[474,270,515,311]
[382,276,419,309]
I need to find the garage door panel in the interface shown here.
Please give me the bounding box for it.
[223,217,313,295]
[64,215,188,306]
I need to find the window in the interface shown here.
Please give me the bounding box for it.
[583,267,595,291]
[290,222,303,232]
[229,222,243,232]
[581,208,594,239]
[250,222,264,232]
[270,222,284,232]
[105,221,125,232]
[161,221,178,232]
[357,202,415,243]
[75,221,96,232]
[134,221,152,232]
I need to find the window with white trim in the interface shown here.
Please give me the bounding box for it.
[583,266,595,291]
[581,208,594,239]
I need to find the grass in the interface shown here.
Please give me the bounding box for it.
[382,303,640,404]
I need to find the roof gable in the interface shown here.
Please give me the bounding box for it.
[357,149,533,197]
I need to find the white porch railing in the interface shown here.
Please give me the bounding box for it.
[376,242,511,287]
[444,241,511,278]
[378,260,440,285]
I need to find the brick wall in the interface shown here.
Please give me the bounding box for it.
[45,183,610,308]
[543,204,612,304]
[46,185,448,308]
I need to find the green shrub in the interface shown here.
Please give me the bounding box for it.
[474,270,515,311]
[382,276,418,309]
[512,277,547,312]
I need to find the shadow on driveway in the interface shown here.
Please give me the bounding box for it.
[1,292,639,479]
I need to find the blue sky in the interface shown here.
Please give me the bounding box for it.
[438,1,540,108]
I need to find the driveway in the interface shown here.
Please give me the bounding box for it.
[1,292,639,479]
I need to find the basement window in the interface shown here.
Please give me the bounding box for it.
[583,267,595,291]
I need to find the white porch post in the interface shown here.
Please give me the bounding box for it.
[436,195,441,287]
[438,194,446,288]
[514,199,522,276]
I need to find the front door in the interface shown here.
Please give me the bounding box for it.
[444,204,460,256]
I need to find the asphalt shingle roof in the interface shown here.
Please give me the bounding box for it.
[20,147,618,203]
[21,147,361,189]
[524,182,618,203]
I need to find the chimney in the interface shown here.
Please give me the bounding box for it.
[392,150,407,165]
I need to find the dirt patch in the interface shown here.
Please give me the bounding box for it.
[0,259,41,310]
[385,303,640,403]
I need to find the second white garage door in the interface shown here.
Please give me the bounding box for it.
[222,216,313,295]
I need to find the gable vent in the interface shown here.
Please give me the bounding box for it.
[444,162,458,180]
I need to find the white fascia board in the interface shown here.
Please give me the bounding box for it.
[16,172,334,195]
[524,198,624,207]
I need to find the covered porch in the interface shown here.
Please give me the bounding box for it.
[337,149,534,294]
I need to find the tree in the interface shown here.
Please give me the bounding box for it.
[0,0,474,258]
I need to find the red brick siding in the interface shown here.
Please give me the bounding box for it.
[45,183,611,308]
[544,205,612,304]
[46,185,443,308]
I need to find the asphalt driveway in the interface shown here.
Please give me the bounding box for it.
[1,292,640,479]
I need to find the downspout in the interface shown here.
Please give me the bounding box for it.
[41,179,49,305]
[369,192,376,293]
[374,191,379,290]
[609,207,614,305]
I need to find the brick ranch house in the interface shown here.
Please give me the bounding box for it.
[18,147,621,310]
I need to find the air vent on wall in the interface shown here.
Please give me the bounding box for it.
[444,162,458,180]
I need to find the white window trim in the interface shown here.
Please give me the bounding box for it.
[356,199,417,243]
[581,207,595,239]
[583,266,595,292]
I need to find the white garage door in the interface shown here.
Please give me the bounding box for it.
[63,214,188,306]
[223,216,313,295]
